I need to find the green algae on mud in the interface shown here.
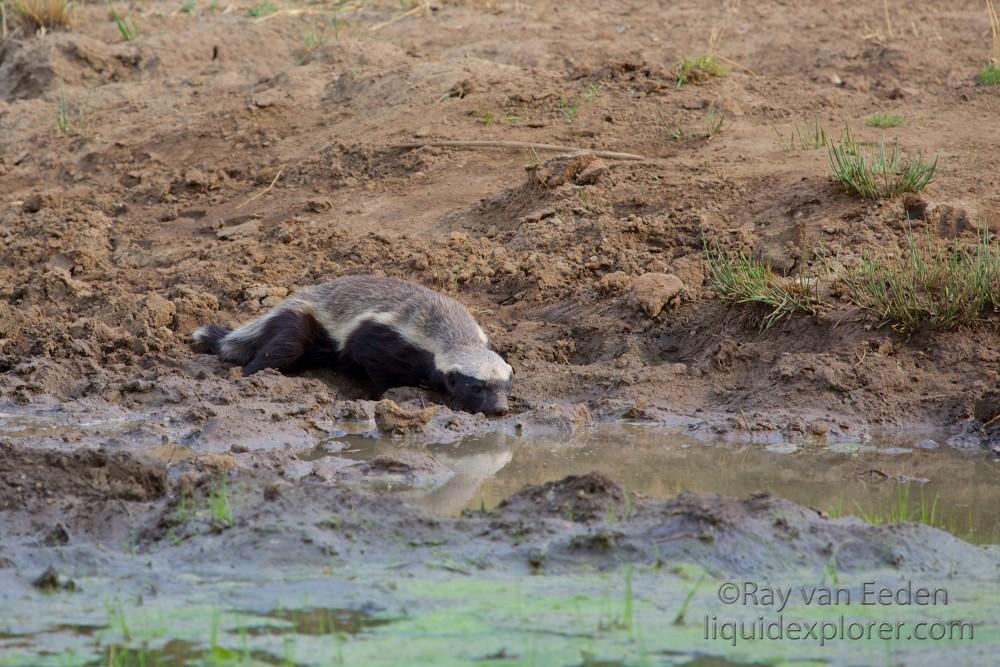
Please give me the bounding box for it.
[2,566,997,666]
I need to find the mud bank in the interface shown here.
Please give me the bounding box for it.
[1,447,998,665]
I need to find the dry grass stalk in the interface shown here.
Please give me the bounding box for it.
[9,0,73,32]
[988,0,1000,63]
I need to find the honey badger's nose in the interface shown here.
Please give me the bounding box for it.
[490,395,509,416]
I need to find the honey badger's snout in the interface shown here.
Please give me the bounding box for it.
[441,347,513,416]
[193,275,514,417]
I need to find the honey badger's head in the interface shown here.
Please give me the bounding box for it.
[440,346,513,416]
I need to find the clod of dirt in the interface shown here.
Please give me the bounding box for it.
[529,153,597,188]
[974,391,1000,424]
[31,566,77,593]
[43,524,71,547]
[498,473,627,522]
[904,194,935,220]
[374,399,437,435]
[21,194,43,213]
[369,451,448,477]
[518,403,592,430]
[574,158,608,185]
[808,420,830,436]
[628,273,684,317]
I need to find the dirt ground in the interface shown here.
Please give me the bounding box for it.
[4,4,1000,663]
[2,0,1000,445]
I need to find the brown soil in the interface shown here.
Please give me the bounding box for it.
[2,1,1000,441]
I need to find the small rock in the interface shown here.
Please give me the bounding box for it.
[903,194,935,221]
[263,482,282,501]
[305,198,332,212]
[622,399,648,419]
[628,273,684,317]
[43,524,70,547]
[946,433,981,450]
[32,566,76,593]
[681,99,709,110]
[217,220,261,240]
[122,379,154,393]
[446,78,476,99]
[22,194,43,213]
[374,399,437,435]
[598,270,630,293]
[914,439,939,450]
[141,294,176,329]
[194,453,236,471]
[888,86,920,99]
[808,420,830,436]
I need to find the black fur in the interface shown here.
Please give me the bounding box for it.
[242,311,337,375]
[195,324,231,355]
[341,321,441,394]
[445,372,511,416]
[195,276,513,415]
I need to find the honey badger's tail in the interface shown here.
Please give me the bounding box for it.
[192,324,232,356]
[193,310,276,366]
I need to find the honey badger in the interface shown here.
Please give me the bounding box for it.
[193,275,512,415]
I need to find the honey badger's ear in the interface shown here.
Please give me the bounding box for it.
[443,371,457,392]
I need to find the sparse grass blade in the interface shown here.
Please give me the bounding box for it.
[247,0,277,18]
[705,241,821,330]
[107,2,137,41]
[841,230,1000,332]
[866,112,905,128]
[674,54,727,87]
[828,129,936,199]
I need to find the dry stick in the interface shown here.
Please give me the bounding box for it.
[391,140,647,161]
[254,8,349,23]
[370,2,426,32]
[882,0,893,39]
[989,0,1000,62]
[714,54,760,79]
[236,167,284,209]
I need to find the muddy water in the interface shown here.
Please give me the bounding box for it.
[3,411,1000,666]
[332,424,1000,544]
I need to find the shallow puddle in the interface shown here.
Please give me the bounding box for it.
[332,423,1000,544]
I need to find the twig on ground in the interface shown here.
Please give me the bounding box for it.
[713,54,760,79]
[370,1,428,32]
[391,140,647,161]
[236,166,284,209]
[254,8,348,23]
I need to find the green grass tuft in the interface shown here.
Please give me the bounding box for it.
[706,242,821,330]
[108,3,138,41]
[841,231,1000,332]
[828,129,936,199]
[866,112,906,128]
[247,0,277,17]
[210,475,234,527]
[979,63,1000,85]
[674,55,727,87]
[772,117,828,151]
